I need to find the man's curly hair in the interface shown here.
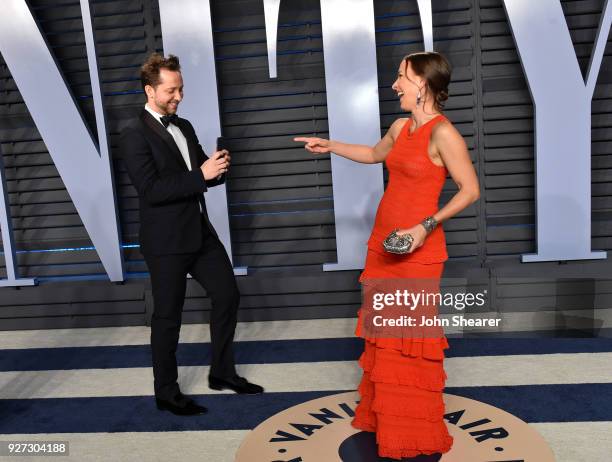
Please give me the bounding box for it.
[140,53,181,90]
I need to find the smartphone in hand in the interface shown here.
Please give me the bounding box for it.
[216,136,227,156]
[216,136,227,179]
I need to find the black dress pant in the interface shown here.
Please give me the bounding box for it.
[144,215,240,400]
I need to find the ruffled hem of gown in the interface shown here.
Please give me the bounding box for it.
[355,308,450,361]
[353,308,454,459]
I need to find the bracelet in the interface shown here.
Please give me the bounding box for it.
[420,216,438,234]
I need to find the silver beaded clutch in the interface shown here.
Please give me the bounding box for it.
[382,228,414,254]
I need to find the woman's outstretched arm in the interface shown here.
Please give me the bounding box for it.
[294,118,406,164]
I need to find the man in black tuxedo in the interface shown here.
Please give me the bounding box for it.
[119,53,263,416]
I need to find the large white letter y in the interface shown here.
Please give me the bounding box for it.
[503,0,610,262]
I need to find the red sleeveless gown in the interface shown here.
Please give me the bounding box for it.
[352,114,454,459]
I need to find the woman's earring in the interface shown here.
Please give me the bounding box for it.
[416,90,422,106]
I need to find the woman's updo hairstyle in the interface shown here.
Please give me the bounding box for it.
[404,51,451,112]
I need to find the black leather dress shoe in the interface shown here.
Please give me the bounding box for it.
[208,375,264,394]
[155,396,208,416]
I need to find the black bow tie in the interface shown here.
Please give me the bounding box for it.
[160,113,179,128]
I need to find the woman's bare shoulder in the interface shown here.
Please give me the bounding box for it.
[432,117,461,139]
[389,117,409,140]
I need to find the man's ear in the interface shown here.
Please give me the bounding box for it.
[144,84,154,100]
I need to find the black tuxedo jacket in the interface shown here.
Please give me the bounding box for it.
[119,109,225,256]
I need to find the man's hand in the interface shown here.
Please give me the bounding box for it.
[201,150,230,180]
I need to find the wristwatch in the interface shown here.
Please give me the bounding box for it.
[420,216,438,234]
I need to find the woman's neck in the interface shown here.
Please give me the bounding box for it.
[410,105,441,128]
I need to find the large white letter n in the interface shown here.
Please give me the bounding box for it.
[503,0,610,262]
[0,0,125,282]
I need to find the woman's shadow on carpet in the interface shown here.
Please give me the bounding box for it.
[339,431,442,462]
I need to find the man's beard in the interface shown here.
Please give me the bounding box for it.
[156,99,179,115]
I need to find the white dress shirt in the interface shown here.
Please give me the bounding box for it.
[145,104,203,213]
[144,104,193,170]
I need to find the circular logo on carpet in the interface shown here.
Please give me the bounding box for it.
[235,391,555,461]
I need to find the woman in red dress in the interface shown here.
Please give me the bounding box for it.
[295,52,480,460]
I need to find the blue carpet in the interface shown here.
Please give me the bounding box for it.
[2,336,612,372]
[0,391,345,434]
[1,383,611,434]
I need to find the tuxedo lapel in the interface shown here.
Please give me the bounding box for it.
[172,119,216,236]
[140,110,189,170]
[173,118,201,170]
